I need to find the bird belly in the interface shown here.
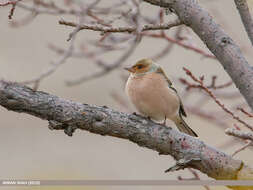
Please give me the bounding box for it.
[126,74,180,121]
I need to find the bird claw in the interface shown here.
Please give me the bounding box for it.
[132,112,138,116]
[132,112,144,118]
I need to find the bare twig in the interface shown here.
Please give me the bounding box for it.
[0,0,21,19]
[64,1,144,86]
[0,0,21,6]
[16,1,78,16]
[183,67,253,131]
[225,128,253,141]
[143,32,216,59]
[20,2,93,89]
[151,25,183,61]
[59,19,182,33]
[8,2,16,19]
[65,36,139,86]
[180,77,233,91]
[232,141,253,157]
[207,76,233,89]
[237,107,253,118]
[21,25,77,89]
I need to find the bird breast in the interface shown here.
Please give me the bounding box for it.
[125,72,180,121]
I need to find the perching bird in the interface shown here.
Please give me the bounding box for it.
[125,58,198,137]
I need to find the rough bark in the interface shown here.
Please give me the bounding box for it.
[0,80,252,182]
[234,0,253,46]
[143,0,253,111]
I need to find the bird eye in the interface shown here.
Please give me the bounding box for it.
[137,65,143,69]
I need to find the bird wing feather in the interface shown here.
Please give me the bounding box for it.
[156,67,187,117]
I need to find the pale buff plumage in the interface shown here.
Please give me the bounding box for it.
[125,59,198,137]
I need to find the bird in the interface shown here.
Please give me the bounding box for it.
[124,58,198,137]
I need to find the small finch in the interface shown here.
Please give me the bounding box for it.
[125,58,198,137]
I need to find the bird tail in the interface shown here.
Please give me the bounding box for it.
[173,115,198,137]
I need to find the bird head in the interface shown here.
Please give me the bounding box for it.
[124,59,158,75]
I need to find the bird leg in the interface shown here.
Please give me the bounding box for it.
[163,116,167,126]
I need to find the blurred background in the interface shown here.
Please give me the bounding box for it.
[0,0,253,190]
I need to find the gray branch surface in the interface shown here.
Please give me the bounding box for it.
[143,0,253,111]
[1,80,253,180]
[234,0,253,46]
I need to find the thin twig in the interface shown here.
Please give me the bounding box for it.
[143,32,216,59]
[0,0,21,6]
[151,25,183,61]
[183,67,253,131]
[231,141,252,157]
[206,76,233,89]
[59,19,182,33]
[21,20,78,89]
[225,128,253,141]
[8,2,16,19]
[237,107,253,118]
[65,36,139,86]
[0,0,21,19]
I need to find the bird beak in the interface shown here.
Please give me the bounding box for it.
[124,67,135,73]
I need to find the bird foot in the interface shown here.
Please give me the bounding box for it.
[132,112,139,116]
[132,112,146,118]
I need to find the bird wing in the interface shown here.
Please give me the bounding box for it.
[169,86,187,117]
[156,67,187,117]
[156,67,173,86]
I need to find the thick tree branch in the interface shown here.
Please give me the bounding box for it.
[0,80,253,181]
[234,0,253,46]
[143,0,253,111]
